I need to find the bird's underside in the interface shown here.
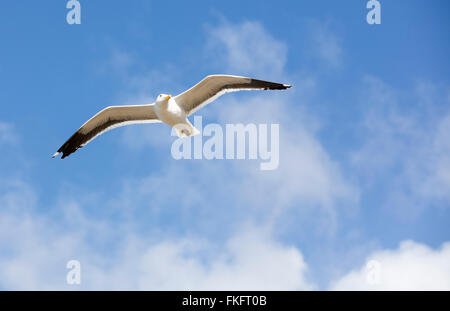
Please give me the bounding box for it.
[53,74,291,159]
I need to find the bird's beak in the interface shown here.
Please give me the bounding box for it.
[165,95,171,100]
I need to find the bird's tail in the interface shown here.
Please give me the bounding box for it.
[174,121,200,138]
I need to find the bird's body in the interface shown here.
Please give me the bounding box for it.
[154,96,199,137]
[53,74,291,159]
[155,96,185,127]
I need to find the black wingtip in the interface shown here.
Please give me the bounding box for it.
[263,84,291,90]
[250,78,292,90]
[53,131,87,160]
[61,153,69,159]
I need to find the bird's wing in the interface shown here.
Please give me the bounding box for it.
[53,104,160,159]
[174,75,291,116]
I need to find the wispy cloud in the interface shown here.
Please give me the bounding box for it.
[0,122,17,145]
[206,20,287,79]
[352,77,450,219]
[308,20,343,68]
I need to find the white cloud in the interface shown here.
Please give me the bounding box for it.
[0,180,314,290]
[331,240,450,290]
[116,226,314,290]
[1,178,449,290]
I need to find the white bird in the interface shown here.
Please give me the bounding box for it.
[52,74,291,159]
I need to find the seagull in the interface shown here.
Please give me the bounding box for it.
[52,74,291,159]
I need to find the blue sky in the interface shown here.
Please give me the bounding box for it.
[0,1,449,289]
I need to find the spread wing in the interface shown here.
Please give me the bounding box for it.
[53,104,160,159]
[174,75,291,116]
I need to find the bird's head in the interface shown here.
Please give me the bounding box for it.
[156,94,171,103]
